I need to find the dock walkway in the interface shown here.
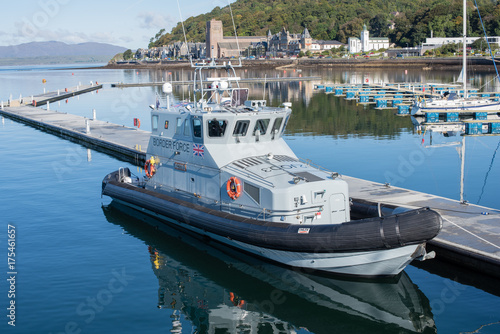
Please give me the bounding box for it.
[345,176,500,278]
[0,105,148,164]
[4,84,102,108]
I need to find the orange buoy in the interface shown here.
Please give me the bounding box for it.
[144,159,156,178]
[226,176,242,200]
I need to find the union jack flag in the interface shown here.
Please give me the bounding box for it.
[193,144,205,157]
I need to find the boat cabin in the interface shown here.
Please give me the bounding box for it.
[144,62,350,225]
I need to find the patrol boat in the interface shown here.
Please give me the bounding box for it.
[102,59,442,277]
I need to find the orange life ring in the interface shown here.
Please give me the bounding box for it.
[226,176,242,200]
[144,159,156,178]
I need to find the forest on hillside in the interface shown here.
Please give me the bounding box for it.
[149,0,500,48]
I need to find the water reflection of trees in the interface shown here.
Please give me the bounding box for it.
[280,93,413,138]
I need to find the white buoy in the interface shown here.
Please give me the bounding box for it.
[86,119,90,134]
[1,101,3,110]
[92,109,96,120]
[162,82,173,93]
[47,101,50,110]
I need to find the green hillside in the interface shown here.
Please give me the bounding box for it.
[150,0,500,48]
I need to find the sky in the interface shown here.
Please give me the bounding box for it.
[0,0,235,49]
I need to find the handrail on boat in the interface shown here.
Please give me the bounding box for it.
[298,157,340,178]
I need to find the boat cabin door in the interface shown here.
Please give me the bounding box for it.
[329,193,347,223]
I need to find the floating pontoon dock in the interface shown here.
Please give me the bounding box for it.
[315,82,500,115]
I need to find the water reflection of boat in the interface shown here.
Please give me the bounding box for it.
[411,113,500,137]
[102,201,436,334]
[411,115,500,204]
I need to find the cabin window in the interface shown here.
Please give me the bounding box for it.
[208,119,227,137]
[152,115,159,131]
[192,118,202,138]
[233,120,250,136]
[175,118,183,135]
[281,115,290,135]
[271,117,283,138]
[231,88,249,107]
[253,119,270,135]
[244,182,260,204]
[183,119,191,136]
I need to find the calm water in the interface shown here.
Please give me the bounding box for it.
[1,64,500,333]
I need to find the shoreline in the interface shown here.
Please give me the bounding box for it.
[99,57,500,72]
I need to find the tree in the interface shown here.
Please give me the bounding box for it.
[123,49,133,60]
[471,38,487,52]
[338,18,364,44]
[369,14,389,37]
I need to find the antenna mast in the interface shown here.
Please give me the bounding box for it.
[177,0,193,67]
[227,0,242,67]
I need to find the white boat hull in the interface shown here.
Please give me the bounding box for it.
[412,98,500,115]
[116,198,426,277]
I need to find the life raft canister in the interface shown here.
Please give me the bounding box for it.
[144,157,157,178]
[226,176,242,200]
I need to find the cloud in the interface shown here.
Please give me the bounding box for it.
[119,35,134,43]
[137,12,175,30]
[10,19,123,46]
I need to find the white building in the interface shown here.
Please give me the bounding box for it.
[348,25,390,54]
[422,36,500,49]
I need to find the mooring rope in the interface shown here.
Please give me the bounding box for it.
[442,216,500,251]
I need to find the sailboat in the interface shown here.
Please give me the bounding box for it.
[411,0,500,115]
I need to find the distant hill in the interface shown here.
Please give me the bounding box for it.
[0,41,127,58]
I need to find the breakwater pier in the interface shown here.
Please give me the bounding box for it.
[111,76,321,88]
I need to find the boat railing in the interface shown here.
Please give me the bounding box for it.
[224,165,275,188]
[221,201,324,222]
[298,158,339,177]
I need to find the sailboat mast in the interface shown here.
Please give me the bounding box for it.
[460,136,466,203]
[463,0,467,98]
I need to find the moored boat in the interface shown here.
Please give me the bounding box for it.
[411,0,500,116]
[102,59,442,277]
